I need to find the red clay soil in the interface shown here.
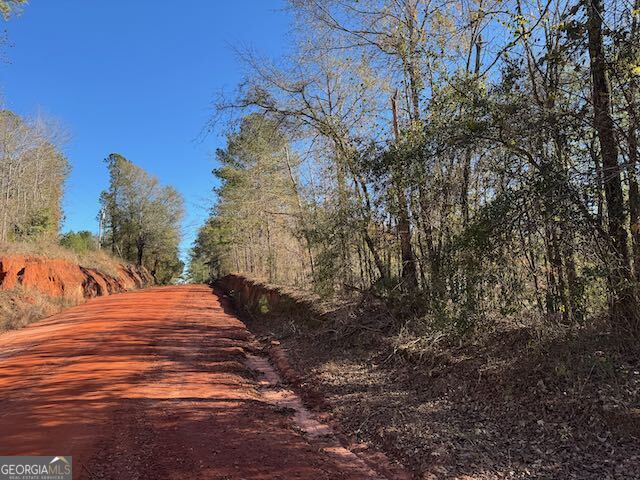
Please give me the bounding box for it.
[0,256,152,301]
[0,285,399,480]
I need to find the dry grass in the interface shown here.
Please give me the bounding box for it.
[0,240,124,276]
[0,287,74,332]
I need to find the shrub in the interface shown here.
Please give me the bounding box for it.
[59,230,98,254]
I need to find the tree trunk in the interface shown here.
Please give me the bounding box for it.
[627,134,640,280]
[136,238,144,266]
[586,0,635,326]
[627,0,640,280]
[391,91,418,289]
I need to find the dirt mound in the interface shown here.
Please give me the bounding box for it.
[0,255,152,306]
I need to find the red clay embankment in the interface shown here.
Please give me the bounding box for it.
[215,273,327,321]
[0,255,152,302]
[0,255,153,331]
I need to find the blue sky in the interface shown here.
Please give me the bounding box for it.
[0,1,291,259]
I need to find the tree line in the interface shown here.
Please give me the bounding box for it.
[190,0,640,334]
[0,107,184,284]
[0,110,69,242]
[0,2,185,284]
[0,111,185,283]
[0,4,67,244]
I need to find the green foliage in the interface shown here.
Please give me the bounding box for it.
[11,209,56,241]
[185,254,212,284]
[59,231,97,254]
[189,114,306,285]
[100,153,184,284]
[257,295,270,314]
[201,0,640,336]
[187,217,229,282]
[0,111,69,243]
[152,254,184,285]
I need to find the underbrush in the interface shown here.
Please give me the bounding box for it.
[225,277,640,479]
[0,287,73,332]
[0,240,123,276]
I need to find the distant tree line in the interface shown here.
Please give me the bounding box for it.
[59,230,98,254]
[100,154,184,284]
[191,0,640,334]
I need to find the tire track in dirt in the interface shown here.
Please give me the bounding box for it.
[0,285,402,479]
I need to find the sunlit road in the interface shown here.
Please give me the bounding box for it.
[0,285,382,479]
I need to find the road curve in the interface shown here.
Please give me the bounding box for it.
[0,285,382,479]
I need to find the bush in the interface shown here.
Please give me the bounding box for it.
[11,209,56,241]
[59,230,98,254]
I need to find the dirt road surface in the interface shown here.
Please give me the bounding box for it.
[0,285,395,479]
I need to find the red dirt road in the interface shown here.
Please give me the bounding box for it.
[0,285,389,479]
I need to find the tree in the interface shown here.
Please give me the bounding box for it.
[585,0,636,328]
[196,0,640,334]
[0,111,69,242]
[192,115,309,284]
[100,154,184,284]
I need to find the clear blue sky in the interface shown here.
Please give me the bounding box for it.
[0,1,291,259]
